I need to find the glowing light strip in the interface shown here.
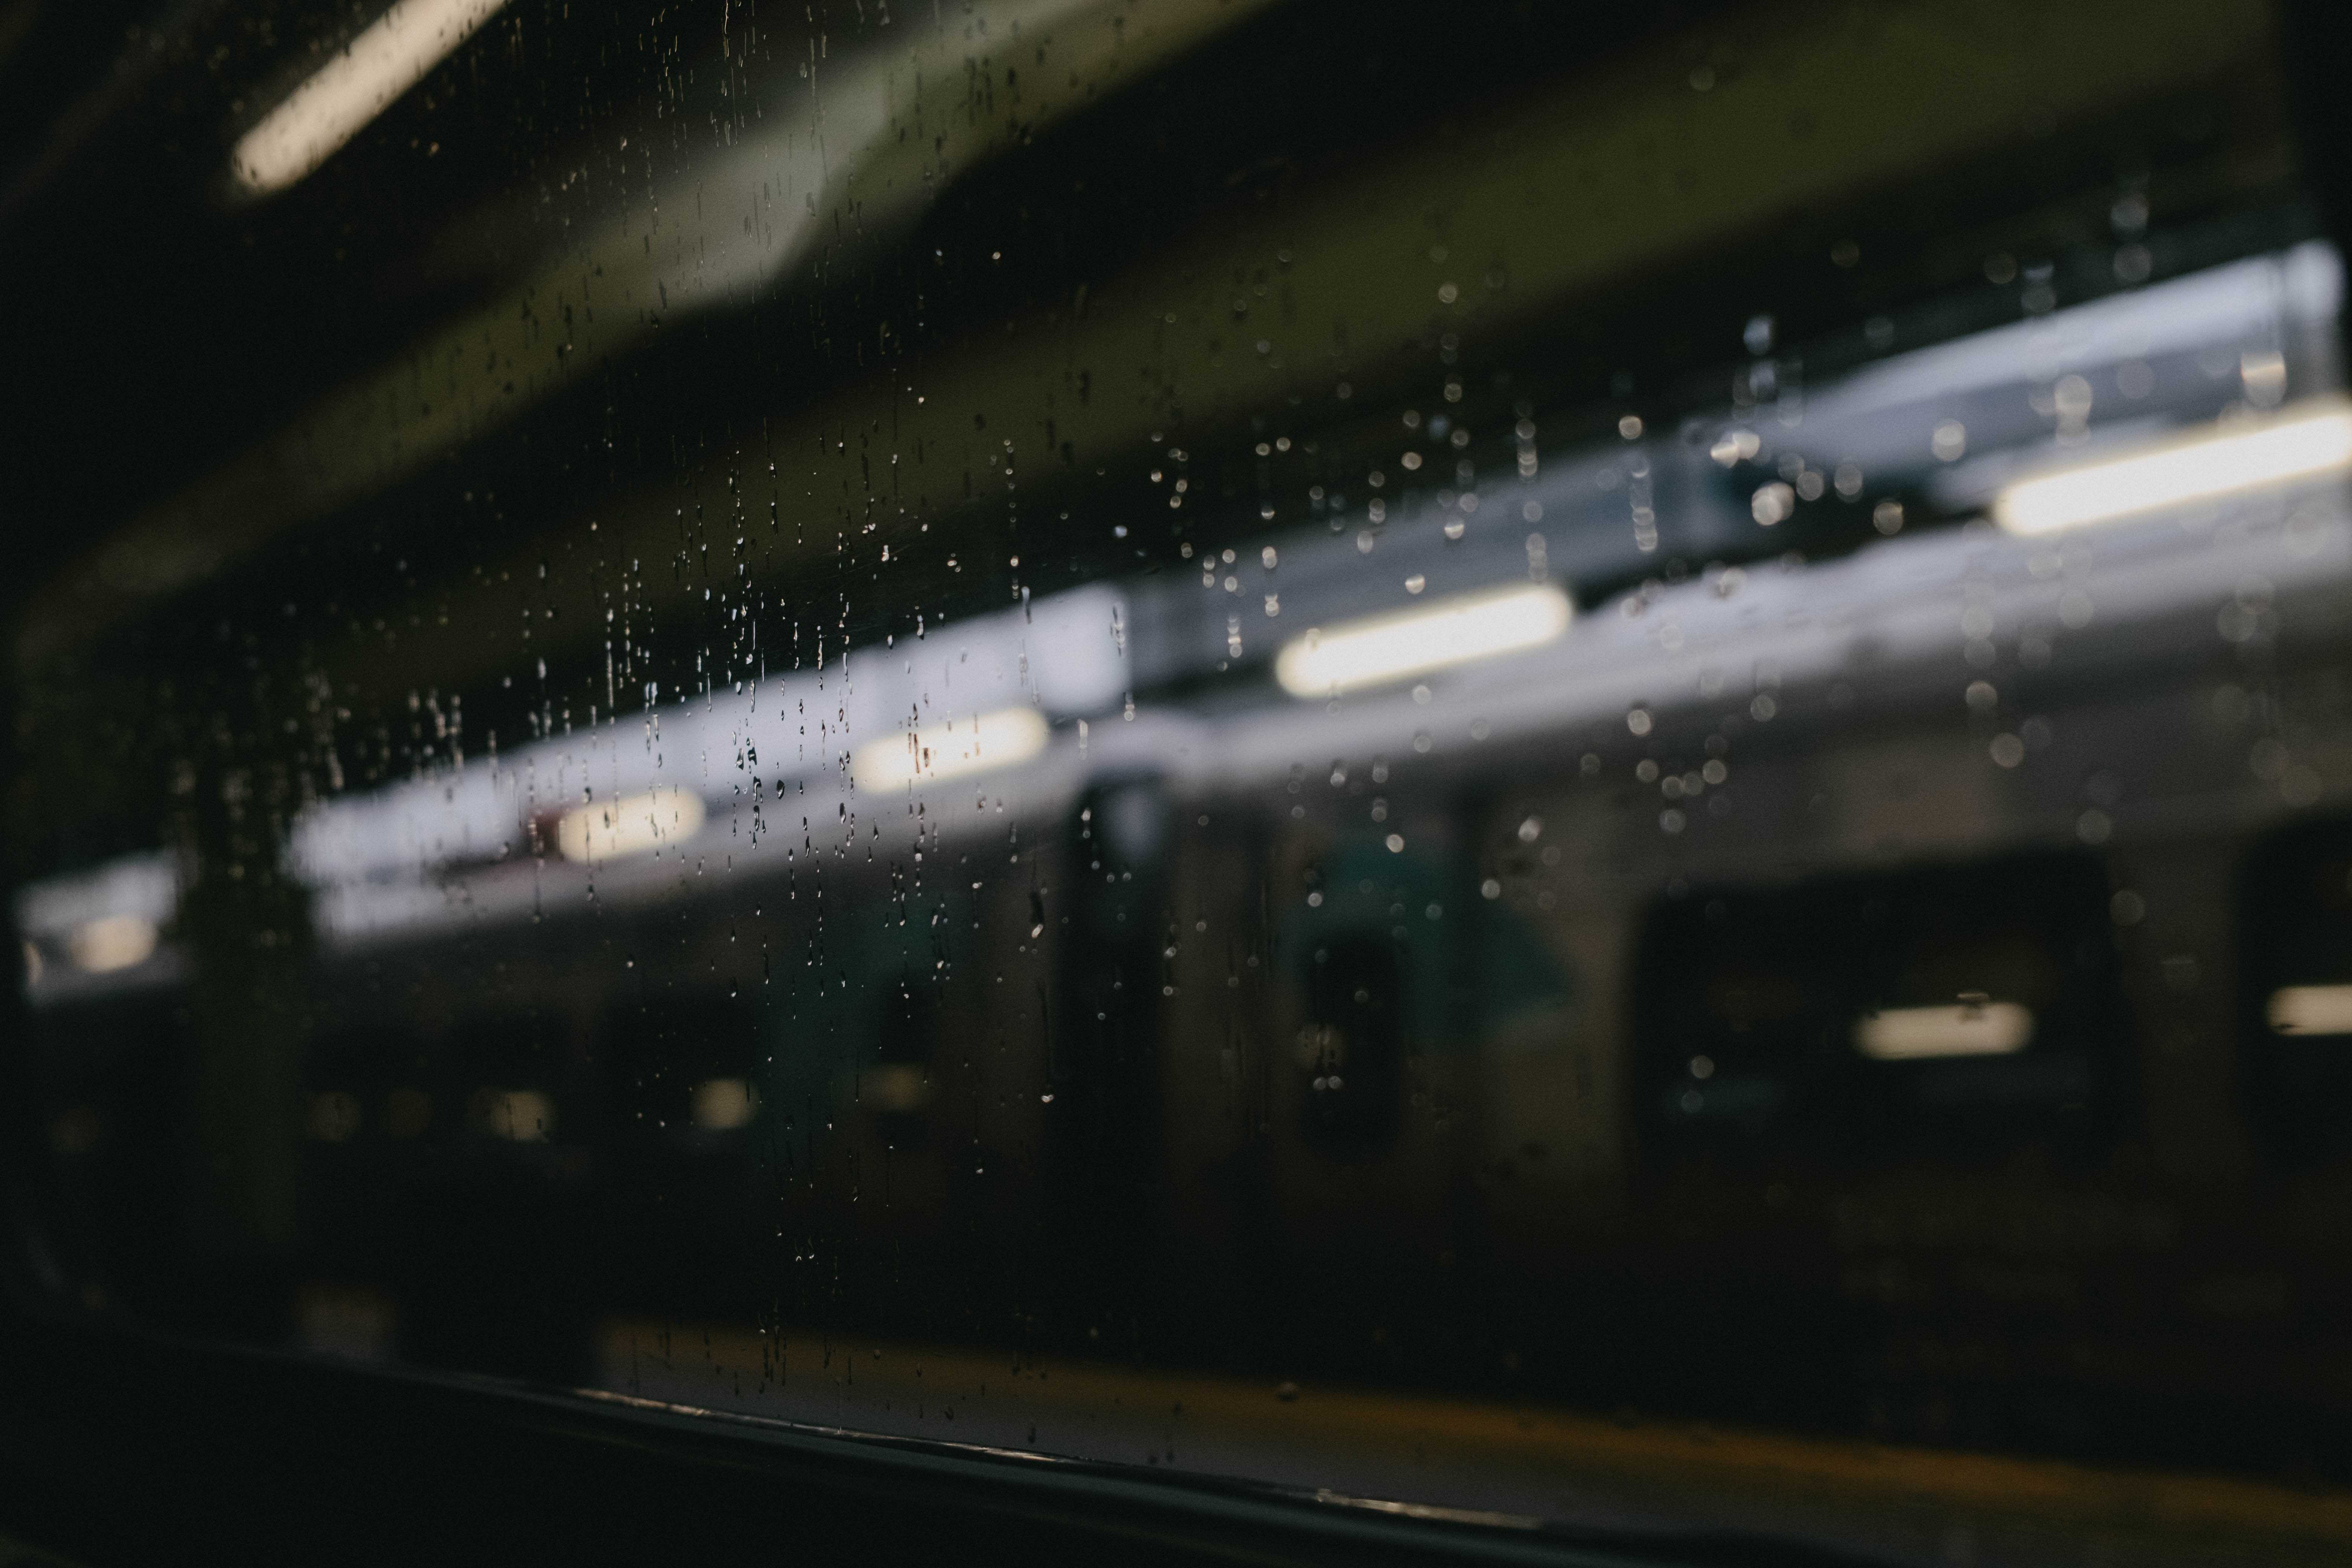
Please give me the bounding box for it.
[1853,1001,2033,1060]
[555,786,705,863]
[853,707,1050,790]
[1274,582,1571,698]
[2267,985,2352,1036]
[1993,399,2352,537]
[231,0,510,196]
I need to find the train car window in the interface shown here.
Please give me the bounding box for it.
[1635,853,2132,1173]
[10,0,2352,1563]
[2237,816,2352,1170]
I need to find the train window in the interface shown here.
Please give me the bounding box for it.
[1635,853,2132,1173]
[2237,815,2352,1170]
[10,0,2352,1562]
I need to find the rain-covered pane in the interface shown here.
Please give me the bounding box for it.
[9,0,2352,1561]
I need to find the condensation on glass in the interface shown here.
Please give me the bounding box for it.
[12,1,2352,1563]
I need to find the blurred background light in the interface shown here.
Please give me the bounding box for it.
[2267,984,2352,1035]
[1274,583,1571,698]
[1853,1001,2034,1060]
[555,787,705,864]
[854,707,1049,790]
[1994,399,2352,536]
[691,1079,760,1131]
[66,914,157,974]
[472,1088,553,1142]
[231,0,511,196]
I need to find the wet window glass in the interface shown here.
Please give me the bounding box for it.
[9,0,2352,1560]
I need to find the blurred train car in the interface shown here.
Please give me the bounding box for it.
[19,234,2352,1472]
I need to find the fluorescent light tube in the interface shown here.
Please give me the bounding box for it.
[1853,1001,2033,1060]
[1993,398,2352,537]
[231,0,511,196]
[1274,582,1571,698]
[854,707,1050,790]
[555,786,705,863]
[2267,985,2352,1036]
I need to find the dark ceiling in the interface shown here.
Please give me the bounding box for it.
[0,0,1753,642]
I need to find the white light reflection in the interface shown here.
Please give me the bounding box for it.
[1993,398,2352,536]
[555,786,705,864]
[2267,985,2352,1036]
[854,707,1050,789]
[1853,1001,2033,1060]
[1274,582,1571,698]
[231,0,511,196]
